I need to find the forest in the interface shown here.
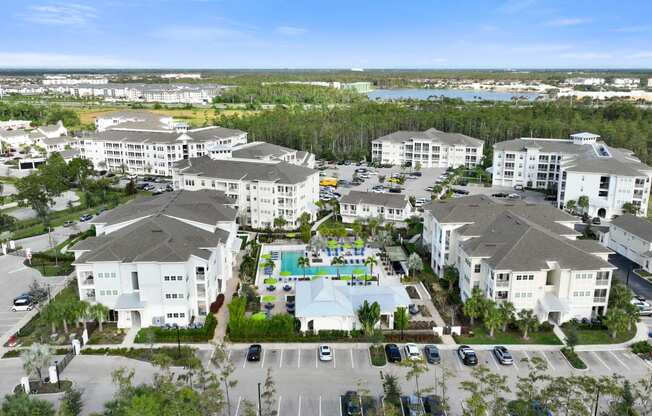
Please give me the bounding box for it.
[212,83,366,105]
[216,100,652,163]
[0,102,80,128]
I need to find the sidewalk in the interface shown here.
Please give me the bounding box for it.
[311,212,333,232]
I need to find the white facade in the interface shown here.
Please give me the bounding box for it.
[371,128,484,168]
[71,191,239,329]
[612,78,641,88]
[339,191,412,226]
[42,75,109,85]
[603,215,652,273]
[0,120,31,130]
[565,77,605,86]
[423,196,615,324]
[492,133,652,219]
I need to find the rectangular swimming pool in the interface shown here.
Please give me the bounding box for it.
[280,251,368,277]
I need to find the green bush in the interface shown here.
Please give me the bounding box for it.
[561,347,587,369]
[370,345,387,366]
[631,341,652,355]
[81,346,195,366]
[134,314,217,343]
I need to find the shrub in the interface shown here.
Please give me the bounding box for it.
[209,294,225,314]
[134,314,217,343]
[561,347,587,369]
[370,345,386,366]
[631,341,652,355]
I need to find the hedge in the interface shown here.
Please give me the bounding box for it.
[134,314,217,343]
[561,347,587,369]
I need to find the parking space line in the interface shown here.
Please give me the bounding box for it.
[298,348,301,368]
[277,396,282,416]
[333,348,336,369]
[279,349,283,368]
[488,351,500,371]
[609,351,629,370]
[316,348,319,368]
[541,351,555,371]
[227,350,232,361]
[512,354,519,370]
[339,396,343,416]
[592,351,611,371]
[453,353,462,372]
[298,395,301,416]
[351,349,355,369]
[261,349,266,368]
[242,355,247,369]
[360,396,364,416]
[8,267,27,274]
[235,396,241,416]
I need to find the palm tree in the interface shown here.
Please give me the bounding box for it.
[443,266,459,293]
[357,300,381,336]
[21,344,53,383]
[297,256,310,279]
[394,307,409,339]
[74,300,92,330]
[516,309,539,339]
[565,200,576,213]
[604,308,629,339]
[483,302,504,337]
[498,301,516,332]
[309,235,326,255]
[273,216,288,231]
[331,256,345,279]
[263,258,275,277]
[41,302,61,334]
[89,303,109,332]
[406,253,424,277]
[364,256,379,284]
[462,287,486,326]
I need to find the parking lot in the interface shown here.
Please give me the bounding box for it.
[223,344,652,415]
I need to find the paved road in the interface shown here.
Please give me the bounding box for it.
[609,253,652,301]
[8,190,80,221]
[15,222,91,253]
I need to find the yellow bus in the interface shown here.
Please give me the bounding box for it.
[320,177,338,187]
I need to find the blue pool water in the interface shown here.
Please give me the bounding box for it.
[280,251,368,277]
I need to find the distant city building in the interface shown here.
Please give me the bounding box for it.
[492,133,652,219]
[423,195,615,324]
[564,77,605,86]
[340,191,412,226]
[0,120,31,130]
[42,74,109,85]
[71,190,240,329]
[341,82,373,93]
[161,73,202,80]
[611,78,641,88]
[0,120,67,149]
[371,128,484,168]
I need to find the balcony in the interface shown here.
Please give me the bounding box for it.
[81,276,95,286]
[496,280,509,288]
[196,272,206,282]
[84,290,96,301]
[595,279,609,286]
[593,296,607,303]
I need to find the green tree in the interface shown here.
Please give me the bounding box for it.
[260,368,277,416]
[58,387,83,416]
[65,157,94,190]
[211,343,238,416]
[483,301,504,337]
[89,303,109,332]
[124,179,137,195]
[382,373,402,408]
[394,306,409,339]
[357,300,381,336]
[463,287,486,326]
[273,216,287,231]
[407,252,424,277]
[297,256,310,279]
[1,392,55,416]
[604,307,629,338]
[577,195,589,214]
[443,266,459,293]
[364,255,378,280]
[21,343,53,382]
[330,255,345,279]
[460,365,510,416]
[609,282,632,309]
[622,202,638,215]
[516,309,539,339]
[400,358,430,400]
[41,302,62,334]
[565,199,576,213]
[498,301,516,332]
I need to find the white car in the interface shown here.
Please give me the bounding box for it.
[631,299,652,316]
[404,343,421,361]
[11,296,34,312]
[318,345,333,361]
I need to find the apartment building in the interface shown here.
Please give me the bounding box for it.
[172,156,319,229]
[0,121,68,149]
[339,191,412,226]
[94,110,178,132]
[227,141,315,168]
[371,128,484,168]
[423,195,615,324]
[601,214,652,273]
[492,132,652,219]
[71,190,240,329]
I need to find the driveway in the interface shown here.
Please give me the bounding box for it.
[8,190,80,221]
[15,222,91,253]
[609,253,652,301]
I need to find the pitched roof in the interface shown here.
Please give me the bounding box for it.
[72,215,229,263]
[80,126,245,145]
[231,141,295,160]
[611,214,652,242]
[91,190,237,227]
[373,128,483,147]
[340,191,409,209]
[175,156,316,184]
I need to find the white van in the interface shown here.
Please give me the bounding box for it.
[11,296,34,312]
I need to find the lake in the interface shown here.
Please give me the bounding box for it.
[367,88,543,102]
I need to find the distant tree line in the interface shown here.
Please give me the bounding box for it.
[216,100,652,163]
[213,83,365,106]
[0,102,80,129]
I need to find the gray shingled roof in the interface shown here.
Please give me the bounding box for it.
[611,214,652,242]
[231,142,294,160]
[72,215,229,263]
[373,128,482,147]
[494,138,588,154]
[80,126,245,144]
[91,190,237,227]
[340,191,409,209]
[175,156,316,185]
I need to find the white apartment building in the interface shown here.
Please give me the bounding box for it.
[0,120,31,130]
[173,156,319,229]
[0,121,68,149]
[223,141,315,168]
[94,110,177,132]
[71,190,240,329]
[42,75,109,85]
[371,128,484,168]
[492,133,652,219]
[565,77,605,86]
[612,78,641,88]
[339,191,412,226]
[601,214,652,273]
[423,195,615,324]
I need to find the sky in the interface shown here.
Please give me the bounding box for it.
[0,0,651,69]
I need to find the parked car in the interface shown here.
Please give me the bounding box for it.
[11,295,34,312]
[404,343,421,361]
[388,187,402,194]
[424,345,441,364]
[343,391,361,416]
[79,214,93,222]
[592,217,601,225]
[62,220,74,227]
[457,345,478,366]
[246,344,262,361]
[423,395,447,416]
[319,345,333,361]
[96,207,107,215]
[452,188,469,195]
[425,186,435,192]
[491,192,509,198]
[514,184,524,191]
[632,299,652,316]
[385,343,402,363]
[406,395,425,416]
[408,304,419,315]
[507,193,521,199]
[493,346,514,365]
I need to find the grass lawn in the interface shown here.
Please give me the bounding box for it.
[81,346,196,367]
[87,323,126,345]
[76,107,255,127]
[454,325,562,345]
[563,325,636,345]
[261,295,277,302]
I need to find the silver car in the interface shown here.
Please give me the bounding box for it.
[319,345,333,361]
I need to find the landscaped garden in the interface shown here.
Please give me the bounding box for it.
[454,323,562,345]
[134,314,217,344]
[87,323,126,345]
[24,228,95,277]
[369,345,387,366]
[82,346,196,366]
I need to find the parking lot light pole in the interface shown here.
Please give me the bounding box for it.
[54,361,60,390]
[257,382,262,416]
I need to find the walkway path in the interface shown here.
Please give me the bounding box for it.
[553,324,568,346]
[120,325,139,348]
[311,212,333,232]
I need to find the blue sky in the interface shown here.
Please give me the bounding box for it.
[1,0,651,68]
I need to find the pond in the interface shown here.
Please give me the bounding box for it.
[367,88,542,102]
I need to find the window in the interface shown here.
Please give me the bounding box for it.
[474,264,481,273]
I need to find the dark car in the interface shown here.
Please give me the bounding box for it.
[165,184,174,192]
[408,304,419,315]
[388,187,402,194]
[79,214,93,222]
[385,343,402,363]
[246,344,262,362]
[423,395,447,416]
[493,346,514,365]
[457,345,478,366]
[343,391,361,416]
[592,217,601,225]
[491,192,509,198]
[452,188,470,195]
[424,345,441,364]
[96,207,107,215]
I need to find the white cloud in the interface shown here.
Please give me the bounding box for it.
[151,25,252,42]
[276,26,307,36]
[559,52,611,60]
[24,3,97,26]
[545,17,590,27]
[627,51,652,59]
[0,52,135,68]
